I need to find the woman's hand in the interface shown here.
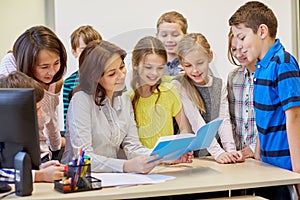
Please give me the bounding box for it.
[123,155,163,174]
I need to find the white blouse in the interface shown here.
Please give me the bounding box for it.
[63,91,150,172]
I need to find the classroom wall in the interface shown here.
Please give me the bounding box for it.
[0,0,47,59]
[0,0,298,131]
[53,0,297,131]
[54,0,295,80]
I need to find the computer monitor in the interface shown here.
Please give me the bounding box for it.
[0,88,40,170]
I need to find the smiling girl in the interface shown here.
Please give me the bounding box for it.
[227,30,257,159]
[172,33,244,164]
[130,36,191,149]
[0,26,67,162]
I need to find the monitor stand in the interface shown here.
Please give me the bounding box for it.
[0,182,11,193]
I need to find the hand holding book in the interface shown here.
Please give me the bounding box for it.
[150,119,223,162]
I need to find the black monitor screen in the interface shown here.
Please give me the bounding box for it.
[0,89,40,170]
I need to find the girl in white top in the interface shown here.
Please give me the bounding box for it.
[0,26,67,161]
[172,33,244,164]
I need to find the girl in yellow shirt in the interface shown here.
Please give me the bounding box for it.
[130,36,191,148]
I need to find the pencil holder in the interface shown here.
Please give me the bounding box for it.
[54,162,102,193]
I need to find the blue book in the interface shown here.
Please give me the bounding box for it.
[150,119,223,161]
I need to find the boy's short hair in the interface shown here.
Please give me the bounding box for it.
[228,1,277,38]
[156,11,188,34]
[0,71,44,102]
[70,25,102,50]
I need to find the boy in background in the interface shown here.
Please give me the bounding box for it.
[156,11,187,78]
[62,25,102,131]
[156,11,188,134]
[229,1,300,198]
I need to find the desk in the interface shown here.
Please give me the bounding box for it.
[3,158,300,199]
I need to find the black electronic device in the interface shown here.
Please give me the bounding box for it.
[0,89,41,196]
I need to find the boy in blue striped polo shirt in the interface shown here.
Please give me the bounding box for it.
[229,1,300,198]
[63,25,102,131]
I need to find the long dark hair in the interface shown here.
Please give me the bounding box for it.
[13,25,67,84]
[70,40,126,106]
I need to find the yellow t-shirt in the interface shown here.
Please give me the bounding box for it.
[130,82,182,148]
[161,75,175,83]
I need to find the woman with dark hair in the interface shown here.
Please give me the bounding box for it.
[0,25,67,162]
[62,40,169,173]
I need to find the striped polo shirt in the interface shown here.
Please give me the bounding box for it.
[63,71,79,131]
[254,39,300,170]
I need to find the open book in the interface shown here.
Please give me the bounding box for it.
[150,119,223,161]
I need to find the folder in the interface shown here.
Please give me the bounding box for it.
[150,119,223,161]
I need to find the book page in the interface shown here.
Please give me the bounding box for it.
[92,173,175,187]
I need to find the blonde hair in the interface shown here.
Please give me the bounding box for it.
[227,29,239,66]
[177,33,213,113]
[156,11,188,34]
[131,36,167,113]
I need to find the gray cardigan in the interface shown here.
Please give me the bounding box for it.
[172,75,236,159]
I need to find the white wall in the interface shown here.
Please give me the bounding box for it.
[53,0,295,131]
[1,0,293,131]
[54,0,294,80]
[0,0,47,59]
[0,0,297,131]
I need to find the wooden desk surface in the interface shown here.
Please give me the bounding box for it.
[4,158,300,199]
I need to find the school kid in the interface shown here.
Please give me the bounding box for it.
[156,11,187,78]
[0,71,64,183]
[172,33,244,164]
[0,25,67,162]
[130,36,192,149]
[62,25,102,131]
[229,1,300,198]
[227,30,257,158]
[63,40,192,173]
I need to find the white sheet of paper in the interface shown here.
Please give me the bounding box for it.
[91,173,175,187]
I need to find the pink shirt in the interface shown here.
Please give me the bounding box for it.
[40,83,62,159]
[0,53,62,159]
